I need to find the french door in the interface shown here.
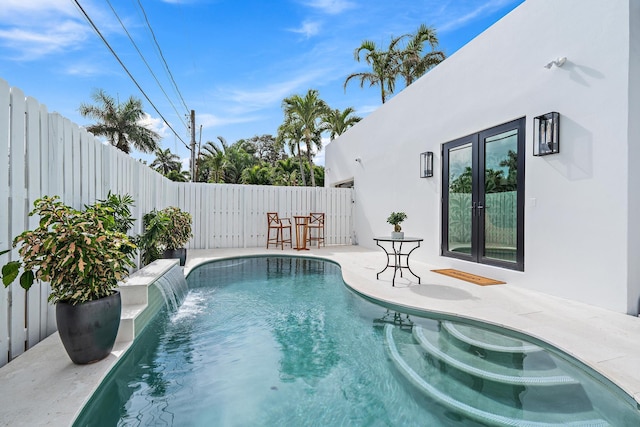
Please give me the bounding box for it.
[441,118,525,271]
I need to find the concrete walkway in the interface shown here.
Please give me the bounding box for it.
[1,245,640,426]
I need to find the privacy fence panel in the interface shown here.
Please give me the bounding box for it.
[0,79,10,367]
[9,86,28,361]
[174,184,353,250]
[0,78,353,367]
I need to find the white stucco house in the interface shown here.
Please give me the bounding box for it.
[326,0,640,315]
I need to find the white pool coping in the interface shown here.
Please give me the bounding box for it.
[1,245,639,426]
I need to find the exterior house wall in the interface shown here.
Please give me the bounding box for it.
[326,0,638,314]
[627,2,640,315]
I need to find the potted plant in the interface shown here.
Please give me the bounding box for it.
[139,206,192,266]
[138,208,169,267]
[387,212,407,239]
[0,195,136,364]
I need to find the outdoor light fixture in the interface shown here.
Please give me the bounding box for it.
[544,57,567,69]
[420,151,434,178]
[533,112,560,156]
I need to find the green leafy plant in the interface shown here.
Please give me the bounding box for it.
[158,206,193,250]
[138,209,171,266]
[138,206,192,266]
[387,212,407,232]
[96,191,135,234]
[0,196,137,305]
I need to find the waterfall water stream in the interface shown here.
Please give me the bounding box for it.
[153,264,189,312]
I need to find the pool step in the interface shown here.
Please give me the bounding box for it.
[116,259,180,344]
[384,324,610,427]
[441,321,542,354]
[413,325,578,387]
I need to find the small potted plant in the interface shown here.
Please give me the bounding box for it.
[0,195,137,364]
[387,212,407,239]
[140,206,192,266]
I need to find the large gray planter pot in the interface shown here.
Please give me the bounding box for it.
[163,248,187,266]
[55,291,121,365]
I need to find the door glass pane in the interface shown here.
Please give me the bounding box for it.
[447,143,472,255]
[483,129,518,262]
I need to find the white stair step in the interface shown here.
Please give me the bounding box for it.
[384,324,609,427]
[413,325,578,387]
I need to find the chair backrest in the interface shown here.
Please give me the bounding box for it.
[309,212,324,225]
[267,212,280,226]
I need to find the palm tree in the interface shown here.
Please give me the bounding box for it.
[278,117,307,186]
[200,138,228,183]
[313,165,325,187]
[344,39,402,104]
[224,139,256,184]
[274,158,299,186]
[322,107,362,141]
[79,89,160,154]
[241,164,272,185]
[166,169,190,182]
[393,24,445,87]
[281,89,329,187]
[150,148,181,176]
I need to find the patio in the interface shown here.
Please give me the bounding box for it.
[1,245,640,426]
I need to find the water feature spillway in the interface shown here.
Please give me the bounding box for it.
[116,259,187,344]
[154,262,189,311]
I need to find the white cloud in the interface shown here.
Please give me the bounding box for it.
[437,0,519,33]
[314,136,331,166]
[0,0,77,18]
[355,104,379,115]
[197,112,258,129]
[139,113,170,138]
[220,68,331,113]
[300,0,356,15]
[0,1,92,60]
[181,157,190,172]
[64,61,110,77]
[289,20,322,38]
[0,20,89,60]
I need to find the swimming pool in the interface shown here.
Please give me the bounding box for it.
[75,257,640,426]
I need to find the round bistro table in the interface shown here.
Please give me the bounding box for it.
[373,236,423,286]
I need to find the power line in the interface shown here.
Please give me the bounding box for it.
[105,0,189,130]
[72,0,190,150]
[174,1,206,120]
[135,0,190,114]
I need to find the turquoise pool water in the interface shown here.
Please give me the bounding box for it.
[75,257,640,426]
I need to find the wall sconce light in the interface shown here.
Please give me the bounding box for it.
[543,57,567,69]
[420,151,434,178]
[533,112,560,156]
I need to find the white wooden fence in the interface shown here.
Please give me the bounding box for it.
[0,78,354,367]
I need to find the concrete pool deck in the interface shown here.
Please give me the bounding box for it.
[1,245,640,426]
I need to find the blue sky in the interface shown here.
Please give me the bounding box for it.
[0,0,524,168]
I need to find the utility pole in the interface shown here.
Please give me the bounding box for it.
[190,110,196,182]
[195,124,202,180]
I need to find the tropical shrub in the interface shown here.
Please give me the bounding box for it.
[138,206,192,266]
[1,196,136,304]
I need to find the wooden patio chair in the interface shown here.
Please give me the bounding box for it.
[266,212,292,249]
[307,212,325,248]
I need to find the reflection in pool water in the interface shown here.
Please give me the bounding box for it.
[74,257,640,426]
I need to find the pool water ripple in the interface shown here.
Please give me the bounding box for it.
[74,257,640,427]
